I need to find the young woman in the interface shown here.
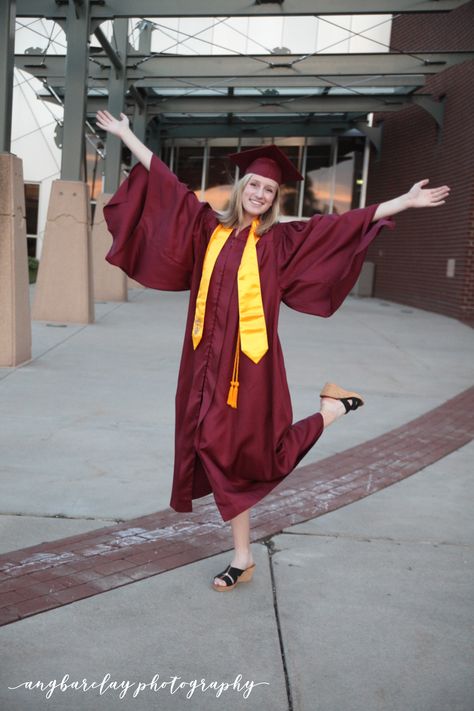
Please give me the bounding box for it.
[96,110,450,592]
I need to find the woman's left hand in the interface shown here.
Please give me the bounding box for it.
[406,179,451,208]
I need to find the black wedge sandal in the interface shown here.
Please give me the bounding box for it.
[320,382,364,413]
[212,563,256,592]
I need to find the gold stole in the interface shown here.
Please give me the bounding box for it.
[192,219,268,408]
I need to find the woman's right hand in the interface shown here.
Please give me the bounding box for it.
[96,110,129,138]
[96,109,153,171]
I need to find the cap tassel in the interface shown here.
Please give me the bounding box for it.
[227,332,240,409]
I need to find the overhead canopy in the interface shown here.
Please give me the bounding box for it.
[11,2,474,146]
[16,48,472,137]
[15,0,472,19]
[17,51,472,82]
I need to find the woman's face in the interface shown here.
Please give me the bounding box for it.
[241,174,278,218]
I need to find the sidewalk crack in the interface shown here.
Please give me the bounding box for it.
[263,537,293,711]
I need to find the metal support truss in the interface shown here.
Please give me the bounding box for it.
[94,26,123,74]
[411,94,445,129]
[355,122,383,155]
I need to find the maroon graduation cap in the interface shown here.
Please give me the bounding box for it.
[228,145,303,185]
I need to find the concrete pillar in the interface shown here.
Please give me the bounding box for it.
[351,262,375,297]
[0,153,32,366]
[127,276,145,289]
[32,181,94,324]
[92,192,127,301]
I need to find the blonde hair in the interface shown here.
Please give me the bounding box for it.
[216,173,280,236]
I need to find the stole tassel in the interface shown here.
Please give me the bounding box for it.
[227,332,241,409]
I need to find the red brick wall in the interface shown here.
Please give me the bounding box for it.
[366,1,474,321]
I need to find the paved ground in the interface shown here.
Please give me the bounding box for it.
[0,287,473,711]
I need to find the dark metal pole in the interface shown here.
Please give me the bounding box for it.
[103,17,128,193]
[61,0,91,180]
[0,0,16,152]
[131,88,148,166]
[130,19,152,166]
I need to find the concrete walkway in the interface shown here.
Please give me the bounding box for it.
[0,288,473,710]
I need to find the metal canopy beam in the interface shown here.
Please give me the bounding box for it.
[141,93,429,114]
[131,75,428,90]
[148,116,368,139]
[114,52,474,80]
[14,54,429,89]
[16,0,472,18]
[17,52,472,82]
[53,92,430,115]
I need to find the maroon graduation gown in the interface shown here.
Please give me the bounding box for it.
[103,154,394,522]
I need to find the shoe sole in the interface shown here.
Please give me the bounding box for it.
[320,382,364,406]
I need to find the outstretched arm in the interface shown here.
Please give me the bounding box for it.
[95,110,153,171]
[372,179,450,221]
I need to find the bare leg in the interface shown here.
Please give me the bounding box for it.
[213,508,255,587]
[320,396,346,427]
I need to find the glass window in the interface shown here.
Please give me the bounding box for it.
[24,183,39,235]
[27,238,36,259]
[337,136,365,211]
[175,146,204,193]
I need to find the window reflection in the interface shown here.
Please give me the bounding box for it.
[203,145,237,210]
[337,137,365,211]
[333,152,354,215]
[276,145,302,217]
[175,146,203,193]
[303,144,332,216]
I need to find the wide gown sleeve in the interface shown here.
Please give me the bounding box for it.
[277,204,395,317]
[103,153,214,290]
